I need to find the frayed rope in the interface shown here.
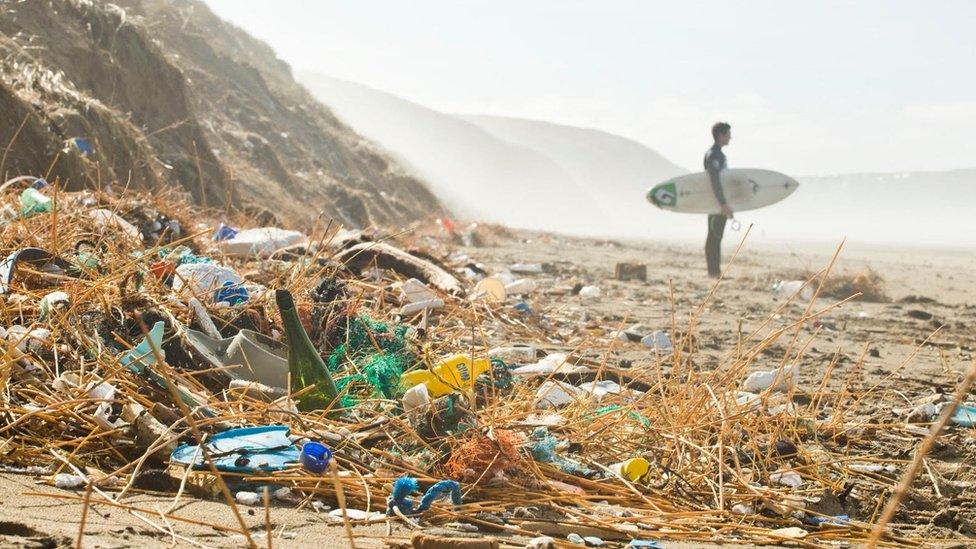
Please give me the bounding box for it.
[386,476,461,515]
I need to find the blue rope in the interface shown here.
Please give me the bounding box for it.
[387,477,419,514]
[386,476,461,515]
[415,480,462,513]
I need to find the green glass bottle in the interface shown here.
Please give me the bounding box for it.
[275,289,339,411]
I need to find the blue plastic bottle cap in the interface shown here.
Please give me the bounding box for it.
[213,223,239,242]
[301,441,332,473]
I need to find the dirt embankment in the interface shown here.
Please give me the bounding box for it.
[0,0,445,228]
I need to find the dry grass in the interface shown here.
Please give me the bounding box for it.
[821,270,889,303]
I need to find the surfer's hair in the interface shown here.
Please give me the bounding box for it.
[711,122,731,140]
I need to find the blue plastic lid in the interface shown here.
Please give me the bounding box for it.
[301,441,332,473]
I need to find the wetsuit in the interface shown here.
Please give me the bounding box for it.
[704,143,727,277]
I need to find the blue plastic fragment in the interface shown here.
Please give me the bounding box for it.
[72,138,94,156]
[213,223,239,241]
[806,514,850,527]
[214,280,248,305]
[824,515,850,526]
[119,321,165,373]
[170,425,300,473]
[117,321,219,416]
[952,405,976,427]
[386,476,462,515]
[31,178,48,189]
[529,427,595,477]
[628,541,664,549]
[513,302,533,315]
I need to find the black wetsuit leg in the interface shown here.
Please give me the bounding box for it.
[706,214,727,276]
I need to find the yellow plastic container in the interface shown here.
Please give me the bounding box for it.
[400,354,491,398]
[610,457,650,482]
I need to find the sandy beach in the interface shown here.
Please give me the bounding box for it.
[2,230,972,548]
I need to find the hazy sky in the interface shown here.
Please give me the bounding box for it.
[204,0,975,175]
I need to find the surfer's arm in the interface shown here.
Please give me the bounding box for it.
[706,157,728,206]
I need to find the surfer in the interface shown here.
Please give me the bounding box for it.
[705,122,733,278]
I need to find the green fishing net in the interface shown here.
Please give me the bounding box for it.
[329,314,416,404]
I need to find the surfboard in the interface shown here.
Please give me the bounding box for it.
[647,168,799,214]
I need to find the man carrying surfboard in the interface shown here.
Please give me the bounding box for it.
[646,129,799,265]
[704,122,732,278]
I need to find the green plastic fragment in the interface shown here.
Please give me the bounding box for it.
[157,246,212,265]
[591,404,652,427]
[20,188,52,217]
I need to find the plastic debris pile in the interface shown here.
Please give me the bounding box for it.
[0,178,965,548]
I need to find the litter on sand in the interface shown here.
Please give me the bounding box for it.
[0,178,964,549]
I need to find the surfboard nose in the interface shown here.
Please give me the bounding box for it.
[647,182,677,208]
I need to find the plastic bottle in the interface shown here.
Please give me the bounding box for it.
[400,354,492,398]
[173,263,241,298]
[276,289,339,411]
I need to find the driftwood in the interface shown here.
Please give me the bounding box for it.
[410,532,499,549]
[335,241,463,295]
